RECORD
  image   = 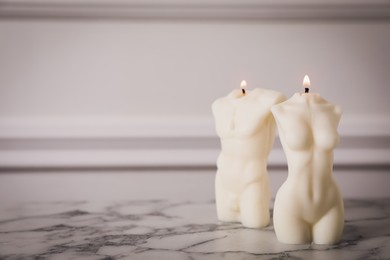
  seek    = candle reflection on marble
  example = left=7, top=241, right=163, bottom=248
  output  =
left=271, top=75, right=344, bottom=244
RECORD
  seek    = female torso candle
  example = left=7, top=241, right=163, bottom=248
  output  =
left=212, top=81, right=286, bottom=228
left=271, top=75, right=344, bottom=244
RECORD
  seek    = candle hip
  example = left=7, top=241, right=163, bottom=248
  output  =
left=271, top=91, right=344, bottom=245
left=212, top=86, right=286, bottom=228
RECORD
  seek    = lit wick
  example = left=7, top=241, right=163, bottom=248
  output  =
left=240, top=80, right=247, bottom=95
left=303, top=75, right=310, bottom=93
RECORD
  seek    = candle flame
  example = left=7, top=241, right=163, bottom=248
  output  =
left=240, top=80, right=247, bottom=89
left=303, top=75, right=311, bottom=87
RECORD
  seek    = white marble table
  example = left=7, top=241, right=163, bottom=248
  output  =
left=0, top=199, right=389, bottom=259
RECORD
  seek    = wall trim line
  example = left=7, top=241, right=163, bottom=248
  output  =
left=0, top=116, right=389, bottom=169
left=1, top=0, right=389, bottom=20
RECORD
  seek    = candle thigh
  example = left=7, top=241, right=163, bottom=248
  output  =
left=271, top=93, right=344, bottom=245
left=212, top=88, right=286, bottom=228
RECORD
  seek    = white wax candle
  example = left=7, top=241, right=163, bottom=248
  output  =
left=212, top=84, right=286, bottom=228
left=271, top=76, right=344, bottom=244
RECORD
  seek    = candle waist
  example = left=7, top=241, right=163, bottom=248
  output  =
left=285, top=149, right=334, bottom=177
left=220, top=138, right=271, bottom=158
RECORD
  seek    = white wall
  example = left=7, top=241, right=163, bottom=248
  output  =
left=0, top=0, right=389, bottom=170
left=0, top=21, right=389, bottom=118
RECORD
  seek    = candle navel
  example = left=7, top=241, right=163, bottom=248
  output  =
left=303, top=75, right=310, bottom=93
left=240, top=80, right=247, bottom=95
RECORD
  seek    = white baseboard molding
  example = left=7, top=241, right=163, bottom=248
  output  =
left=0, top=116, right=389, bottom=170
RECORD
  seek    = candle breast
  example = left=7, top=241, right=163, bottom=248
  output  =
left=271, top=92, right=344, bottom=245
left=212, top=88, right=286, bottom=228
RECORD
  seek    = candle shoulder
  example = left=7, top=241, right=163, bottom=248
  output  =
left=248, top=88, right=286, bottom=104
left=271, top=95, right=342, bottom=152
left=271, top=93, right=342, bottom=122
left=213, top=88, right=286, bottom=109
left=212, top=88, right=286, bottom=138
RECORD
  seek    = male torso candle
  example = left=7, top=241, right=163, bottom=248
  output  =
left=212, top=87, right=285, bottom=228
left=271, top=92, right=344, bottom=244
